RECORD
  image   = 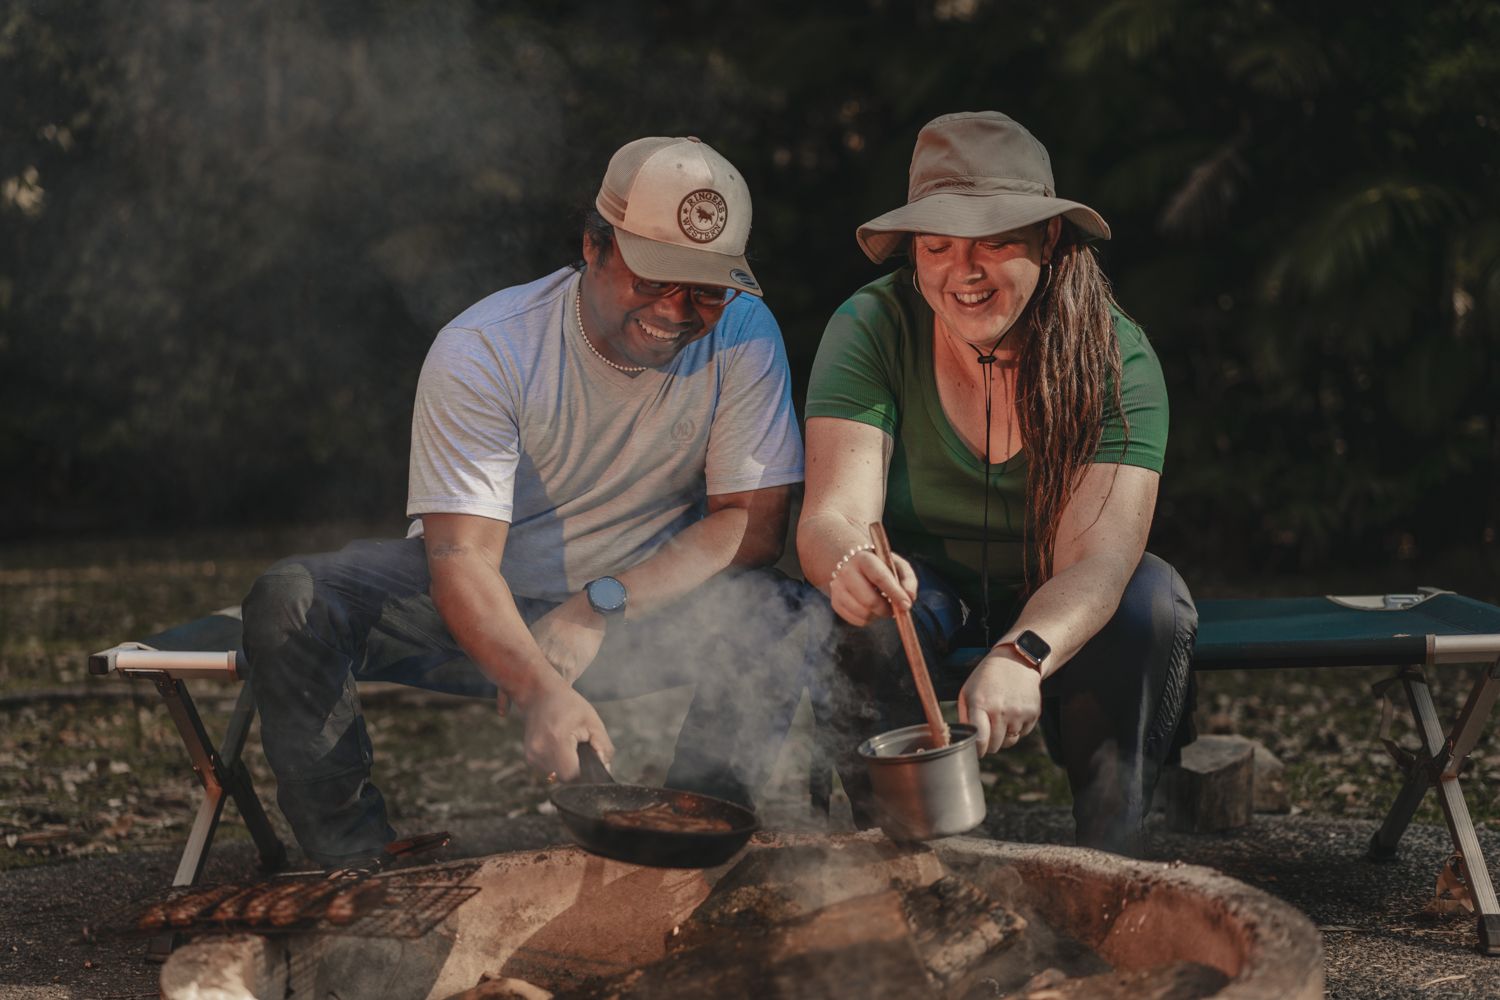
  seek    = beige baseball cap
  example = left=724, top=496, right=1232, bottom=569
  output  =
left=595, top=136, right=763, bottom=297
left=856, top=111, right=1111, bottom=264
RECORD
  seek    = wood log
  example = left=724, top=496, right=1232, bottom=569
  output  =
left=1247, top=738, right=1291, bottom=813
left=900, top=876, right=1026, bottom=999
left=669, top=839, right=944, bottom=950
left=559, top=891, right=937, bottom=1000
left=566, top=870, right=1025, bottom=1000
left=1166, top=735, right=1253, bottom=833
left=1018, top=960, right=1229, bottom=1000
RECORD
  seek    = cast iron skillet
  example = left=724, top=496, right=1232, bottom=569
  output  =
left=549, top=744, right=759, bottom=869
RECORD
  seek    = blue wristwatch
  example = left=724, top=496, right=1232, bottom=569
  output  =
left=585, top=577, right=628, bottom=619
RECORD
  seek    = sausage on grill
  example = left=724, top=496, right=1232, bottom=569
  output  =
left=137, top=900, right=172, bottom=932
left=244, top=881, right=316, bottom=925
left=325, top=880, right=387, bottom=925
left=210, top=883, right=270, bottom=924
left=167, top=883, right=247, bottom=927
left=269, top=881, right=343, bottom=927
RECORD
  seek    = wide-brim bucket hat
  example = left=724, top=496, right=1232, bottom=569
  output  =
left=856, top=111, right=1110, bottom=263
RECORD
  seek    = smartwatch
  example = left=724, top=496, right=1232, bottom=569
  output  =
left=585, top=577, right=628, bottom=619
left=1005, top=630, right=1051, bottom=672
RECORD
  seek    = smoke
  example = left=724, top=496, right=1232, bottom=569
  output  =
left=573, top=565, right=837, bottom=804
left=4, top=0, right=583, bottom=530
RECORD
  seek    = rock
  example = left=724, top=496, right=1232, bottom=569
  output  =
left=1166, top=735, right=1253, bottom=833
left=159, top=934, right=286, bottom=1000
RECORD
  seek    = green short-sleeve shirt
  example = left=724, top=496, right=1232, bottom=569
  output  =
left=805, top=268, right=1168, bottom=612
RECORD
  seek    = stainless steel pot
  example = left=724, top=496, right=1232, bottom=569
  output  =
left=858, top=722, right=987, bottom=841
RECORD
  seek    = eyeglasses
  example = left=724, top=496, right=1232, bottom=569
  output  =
left=632, top=277, right=741, bottom=308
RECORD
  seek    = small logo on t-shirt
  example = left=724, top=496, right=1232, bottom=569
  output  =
left=678, top=189, right=728, bottom=243
left=671, top=418, right=697, bottom=442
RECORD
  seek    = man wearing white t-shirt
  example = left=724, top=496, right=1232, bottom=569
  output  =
left=243, top=137, right=823, bottom=869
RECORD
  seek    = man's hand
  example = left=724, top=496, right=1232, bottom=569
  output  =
left=515, top=679, right=615, bottom=783
left=529, top=594, right=607, bottom=686
left=422, top=513, right=616, bottom=778
left=957, top=649, right=1043, bottom=756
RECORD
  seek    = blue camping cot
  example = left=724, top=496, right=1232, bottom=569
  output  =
left=91, top=588, right=1500, bottom=955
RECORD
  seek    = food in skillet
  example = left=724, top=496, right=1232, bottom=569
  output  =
left=601, top=801, right=733, bottom=833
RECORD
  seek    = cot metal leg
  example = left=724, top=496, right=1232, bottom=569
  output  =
left=149, top=673, right=232, bottom=887
left=136, top=670, right=287, bottom=961
left=219, top=680, right=288, bottom=873
left=1369, top=766, right=1433, bottom=860
left=1370, top=667, right=1441, bottom=859
left=1373, top=663, right=1500, bottom=954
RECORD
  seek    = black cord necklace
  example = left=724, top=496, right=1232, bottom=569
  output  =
left=969, top=340, right=1000, bottom=647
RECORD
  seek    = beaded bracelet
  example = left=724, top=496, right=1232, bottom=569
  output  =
left=829, top=544, right=876, bottom=582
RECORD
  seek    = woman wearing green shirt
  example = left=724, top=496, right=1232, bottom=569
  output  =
left=799, top=112, right=1197, bottom=856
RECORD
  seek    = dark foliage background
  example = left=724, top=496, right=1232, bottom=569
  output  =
left=2, top=0, right=1498, bottom=593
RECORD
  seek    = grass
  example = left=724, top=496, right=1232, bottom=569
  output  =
left=2, top=521, right=1497, bottom=871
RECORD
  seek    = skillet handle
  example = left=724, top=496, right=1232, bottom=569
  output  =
left=576, top=742, right=616, bottom=785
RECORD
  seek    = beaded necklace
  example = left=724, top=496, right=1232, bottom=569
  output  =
left=576, top=286, right=646, bottom=373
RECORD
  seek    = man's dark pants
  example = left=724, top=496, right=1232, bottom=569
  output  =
left=812, top=552, right=1198, bottom=856
left=242, top=537, right=830, bottom=868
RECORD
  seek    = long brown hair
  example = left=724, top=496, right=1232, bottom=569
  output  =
left=1016, top=219, right=1125, bottom=591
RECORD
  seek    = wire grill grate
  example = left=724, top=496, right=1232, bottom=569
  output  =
left=87, top=864, right=482, bottom=941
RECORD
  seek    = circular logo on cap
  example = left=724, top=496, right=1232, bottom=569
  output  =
left=678, top=189, right=728, bottom=243
left=729, top=269, right=759, bottom=289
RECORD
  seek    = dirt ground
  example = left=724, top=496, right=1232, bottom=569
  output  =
left=4, top=522, right=1500, bottom=997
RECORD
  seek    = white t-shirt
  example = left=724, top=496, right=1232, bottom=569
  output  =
left=406, top=267, right=805, bottom=603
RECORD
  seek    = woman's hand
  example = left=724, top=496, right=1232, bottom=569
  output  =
left=958, top=648, right=1043, bottom=755
left=829, top=549, right=920, bottom=626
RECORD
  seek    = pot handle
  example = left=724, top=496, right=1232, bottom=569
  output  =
left=575, top=742, right=616, bottom=785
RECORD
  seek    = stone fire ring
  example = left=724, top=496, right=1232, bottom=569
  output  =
left=933, top=839, right=1322, bottom=1000
left=160, top=833, right=1323, bottom=1000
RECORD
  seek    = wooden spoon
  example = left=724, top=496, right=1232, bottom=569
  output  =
left=869, top=523, right=950, bottom=748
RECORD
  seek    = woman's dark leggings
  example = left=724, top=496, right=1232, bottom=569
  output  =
left=812, top=552, right=1197, bottom=857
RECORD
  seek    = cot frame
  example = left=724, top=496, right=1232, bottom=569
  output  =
left=87, top=643, right=287, bottom=960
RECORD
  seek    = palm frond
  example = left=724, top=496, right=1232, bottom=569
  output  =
left=1227, top=31, right=1332, bottom=98
left=1063, top=0, right=1185, bottom=71
left=1093, top=138, right=1214, bottom=213
left=1156, top=127, right=1251, bottom=238
left=1261, top=181, right=1459, bottom=301
left=1454, top=219, right=1500, bottom=335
